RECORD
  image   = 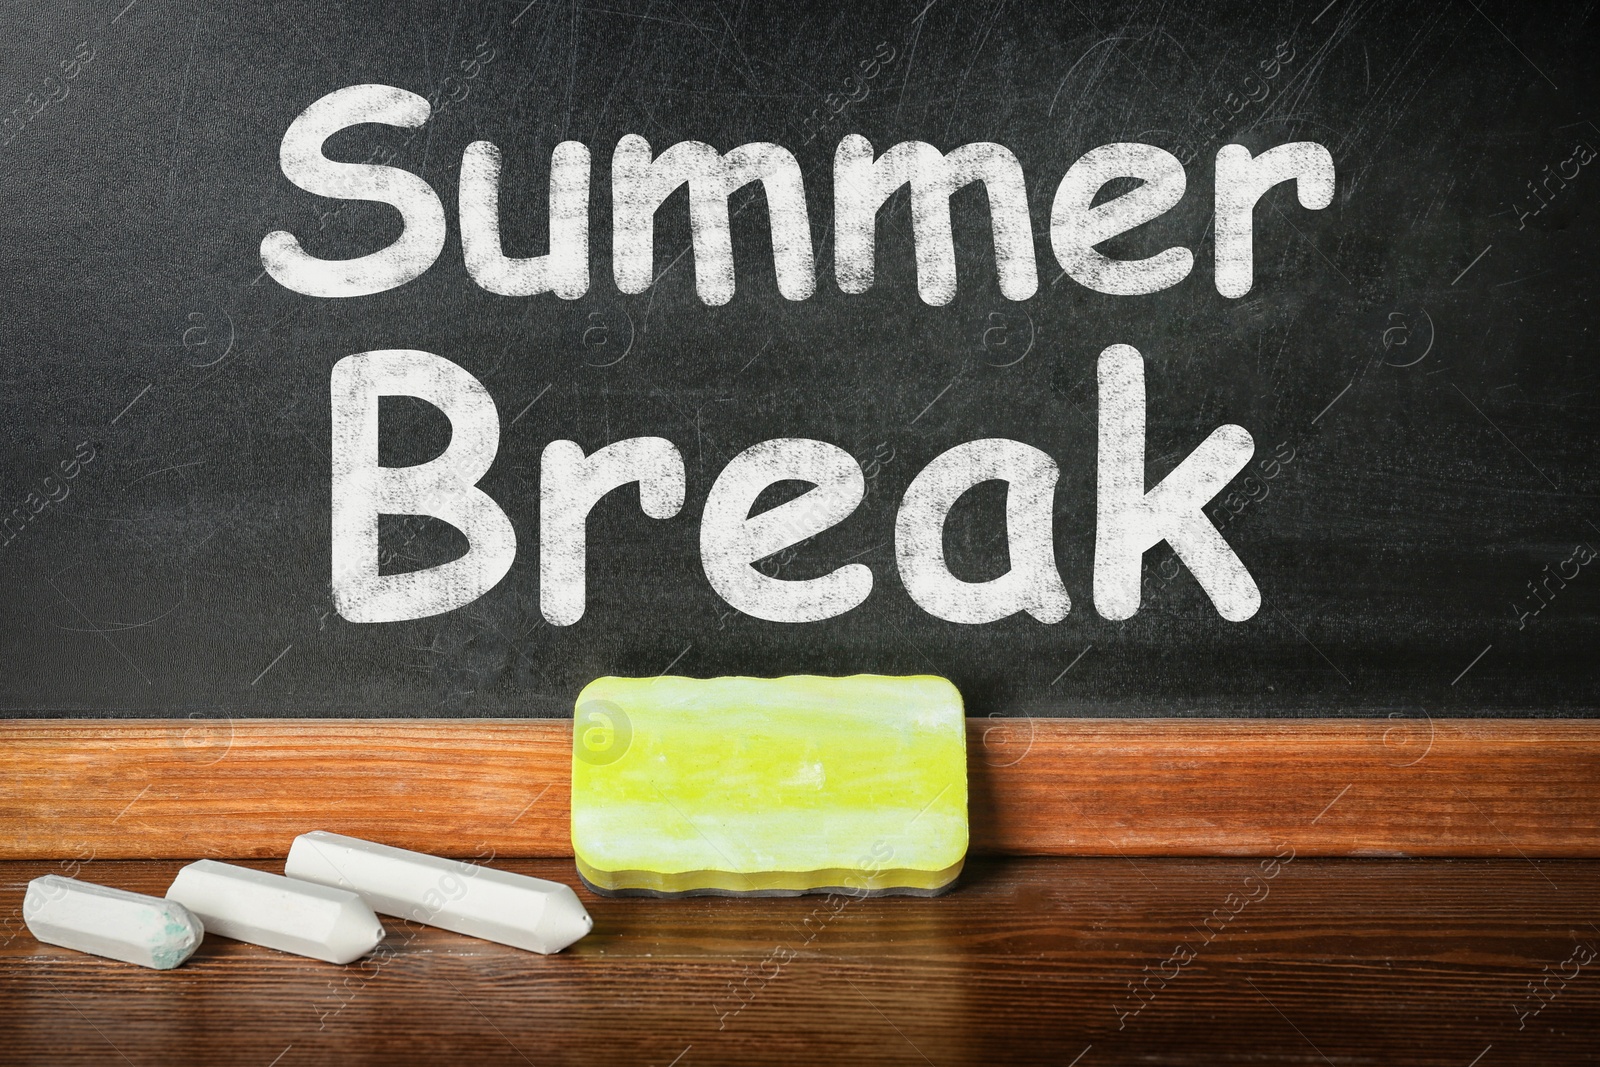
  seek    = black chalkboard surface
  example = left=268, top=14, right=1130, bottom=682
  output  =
left=0, top=0, right=1595, bottom=717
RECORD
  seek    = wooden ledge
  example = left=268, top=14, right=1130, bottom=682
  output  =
left=2, top=718, right=1598, bottom=859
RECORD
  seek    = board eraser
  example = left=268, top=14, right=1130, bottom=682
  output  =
left=165, top=859, right=385, bottom=964
left=285, top=831, right=593, bottom=954
left=570, top=674, right=968, bottom=897
left=24, top=875, right=203, bottom=969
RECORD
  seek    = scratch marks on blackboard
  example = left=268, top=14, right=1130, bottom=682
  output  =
left=418, top=0, right=466, bottom=173
left=572, top=5, right=713, bottom=34
left=941, top=0, right=1008, bottom=139
left=1045, top=32, right=1137, bottom=132
left=164, top=13, right=202, bottom=214
left=734, top=339, right=772, bottom=377
left=895, top=0, right=939, bottom=124
left=562, top=0, right=580, bottom=138
left=55, top=580, right=188, bottom=633
left=1269, top=202, right=1353, bottom=286
left=466, top=606, right=546, bottom=675
left=126, top=460, right=203, bottom=488
left=1490, top=269, right=1556, bottom=290
left=1318, top=0, right=1464, bottom=160
left=1251, top=2, right=1352, bottom=136
left=3, top=0, right=1593, bottom=717
left=45, top=574, right=152, bottom=685
left=708, top=0, right=764, bottom=94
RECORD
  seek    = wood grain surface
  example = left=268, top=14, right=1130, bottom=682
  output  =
left=1, top=856, right=1596, bottom=1066
left=2, top=718, right=1598, bottom=858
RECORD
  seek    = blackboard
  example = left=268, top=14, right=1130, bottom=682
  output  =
left=1, top=0, right=1595, bottom=718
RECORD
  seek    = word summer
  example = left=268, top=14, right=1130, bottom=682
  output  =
left=263, top=84, right=1336, bottom=305
left=330, top=346, right=1260, bottom=627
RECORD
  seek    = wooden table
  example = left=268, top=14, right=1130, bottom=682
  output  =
left=2, top=856, right=1596, bottom=1065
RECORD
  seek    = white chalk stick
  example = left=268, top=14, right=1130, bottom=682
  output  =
left=285, top=831, right=593, bottom=954
left=165, top=859, right=385, bottom=964
left=25, top=875, right=203, bottom=969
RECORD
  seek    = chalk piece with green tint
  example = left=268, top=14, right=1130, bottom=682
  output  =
left=570, top=675, right=968, bottom=897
